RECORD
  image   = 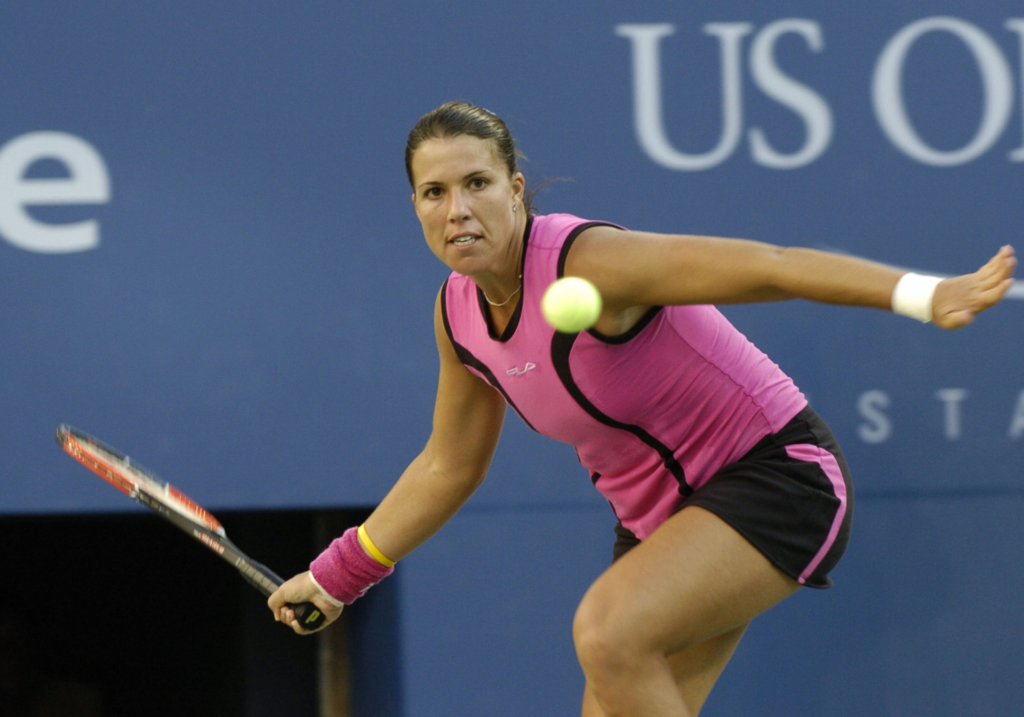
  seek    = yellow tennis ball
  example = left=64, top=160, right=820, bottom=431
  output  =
left=542, top=277, right=603, bottom=333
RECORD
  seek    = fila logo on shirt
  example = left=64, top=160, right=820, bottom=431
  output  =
left=507, top=362, right=537, bottom=377
left=616, top=16, right=1024, bottom=170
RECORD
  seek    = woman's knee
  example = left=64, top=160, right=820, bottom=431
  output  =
left=573, top=586, right=661, bottom=680
left=574, top=591, right=621, bottom=672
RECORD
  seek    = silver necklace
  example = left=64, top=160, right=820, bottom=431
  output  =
left=482, top=275, right=522, bottom=307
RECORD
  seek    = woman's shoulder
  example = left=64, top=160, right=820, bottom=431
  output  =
left=529, top=212, right=616, bottom=249
left=531, top=211, right=594, bottom=232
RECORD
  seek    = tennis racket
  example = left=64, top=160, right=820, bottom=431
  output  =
left=55, top=424, right=326, bottom=630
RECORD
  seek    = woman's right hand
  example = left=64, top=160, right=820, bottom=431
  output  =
left=268, top=571, right=344, bottom=635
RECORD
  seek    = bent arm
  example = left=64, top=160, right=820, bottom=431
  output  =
left=359, top=288, right=506, bottom=562
left=567, top=226, right=1016, bottom=330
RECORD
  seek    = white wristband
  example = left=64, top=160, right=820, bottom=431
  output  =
left=891, top=272, right=942, bottom=323
left=308, top=570, right=345, bottom=608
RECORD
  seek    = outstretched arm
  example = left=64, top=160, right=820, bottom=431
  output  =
left=566, top=226, right=1016, bottom=330
left=268, top=288, right=506, bottom=632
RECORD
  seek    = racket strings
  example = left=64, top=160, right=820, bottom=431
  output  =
left=59, top=427, right=225, bottom=536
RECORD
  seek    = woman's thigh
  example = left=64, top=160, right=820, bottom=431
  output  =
left=576, top=506, right=800, bottom=657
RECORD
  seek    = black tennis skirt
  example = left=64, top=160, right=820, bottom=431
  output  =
left=612, top=405, right=854, bottom=589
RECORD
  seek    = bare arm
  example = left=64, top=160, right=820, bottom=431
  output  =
left=268, top=289, right=505, bottom=632
left=359, top=287, right=506, bottom=561
left=566, top=226, right=1016, bottom=332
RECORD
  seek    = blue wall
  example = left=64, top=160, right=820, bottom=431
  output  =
left=2, top=2, right=1022, bottom=714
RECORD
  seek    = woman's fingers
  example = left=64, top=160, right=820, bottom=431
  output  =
left=932, top=246, right=1017, bottom=329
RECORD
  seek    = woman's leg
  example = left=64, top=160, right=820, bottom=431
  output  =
left=580, top=624, right=747, bottom=717
left=574, top=506, right=800, bottom=717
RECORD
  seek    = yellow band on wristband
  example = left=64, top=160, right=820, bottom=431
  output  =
left=358, top=524, right=396, bottom=567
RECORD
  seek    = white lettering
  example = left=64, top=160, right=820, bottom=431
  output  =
left=0, top=132, right=111, bottom=253
left=1009, top=390, right=1024, bottom=439
left=748, top=19, right=833, bottom=169
left=857, top=389, right=892, bottom=444
left=935, top=388, right=969, bottom=440
left=873, top=17, right=1014, bottom=167
left=616, top=22, right=753, bottom=171
left=506, top=362, right=537, bottom=376
left=1007, top=19, right=1024, bottom=161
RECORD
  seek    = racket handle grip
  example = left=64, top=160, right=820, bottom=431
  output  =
left=245, top=560, right=328, bottom=631
left=289, top=601, right=327, bottom=630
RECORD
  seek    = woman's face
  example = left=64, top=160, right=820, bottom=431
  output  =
left=410, top=134, right=525, bottom=276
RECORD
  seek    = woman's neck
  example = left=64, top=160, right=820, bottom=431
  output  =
left=474, top=211, right=528, bottom=307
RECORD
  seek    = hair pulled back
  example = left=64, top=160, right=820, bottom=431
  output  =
left=405, top=101, right=531, bottom=211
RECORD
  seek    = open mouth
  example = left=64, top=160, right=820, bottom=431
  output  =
left=450, top=234, right=480, bottom=247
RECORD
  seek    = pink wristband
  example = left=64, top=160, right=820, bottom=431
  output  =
left=309, top=527, right=395, bottom=605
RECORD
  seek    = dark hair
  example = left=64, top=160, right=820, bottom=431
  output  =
left=405, top=101, right=532, bottom=211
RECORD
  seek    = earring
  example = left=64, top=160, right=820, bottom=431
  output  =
left=513, top=204, right=518, bottom=212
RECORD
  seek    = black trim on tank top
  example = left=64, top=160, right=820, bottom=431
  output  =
left=556, top=221, right=622, bottom=277
left=556, top=221, right=664, bottom=346
left=440, top=278, right=539, bottom=433
left=550, top=331, right=692, bottom=496
left=477, top=216, right=534, bottom=342
left=589, top=306, right=662, bottom=344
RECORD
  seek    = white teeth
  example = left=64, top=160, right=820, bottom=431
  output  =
left=453, top=235, right=477, bottom=245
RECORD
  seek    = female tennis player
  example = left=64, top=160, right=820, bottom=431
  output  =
left=269, top=101, right=1016, bottom=716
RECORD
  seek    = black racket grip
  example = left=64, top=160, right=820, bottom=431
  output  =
left=245, top=560, right=328, bottom=631
left=290, top=601, right=327, bottom=630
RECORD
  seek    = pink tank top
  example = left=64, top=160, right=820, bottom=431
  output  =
left=441, top=213, right=807, bottom=540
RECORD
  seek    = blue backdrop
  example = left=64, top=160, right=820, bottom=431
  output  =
left=2, top=2, right=1022, bottom=715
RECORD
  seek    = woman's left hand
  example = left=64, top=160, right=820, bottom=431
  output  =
left=932, top=245, right=1017, bottom=329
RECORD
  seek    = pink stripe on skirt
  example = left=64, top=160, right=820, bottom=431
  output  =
left=784, top=443, right=848, bottom=585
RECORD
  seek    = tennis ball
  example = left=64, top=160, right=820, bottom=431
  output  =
left=541, top=277, right=603, bottom=333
